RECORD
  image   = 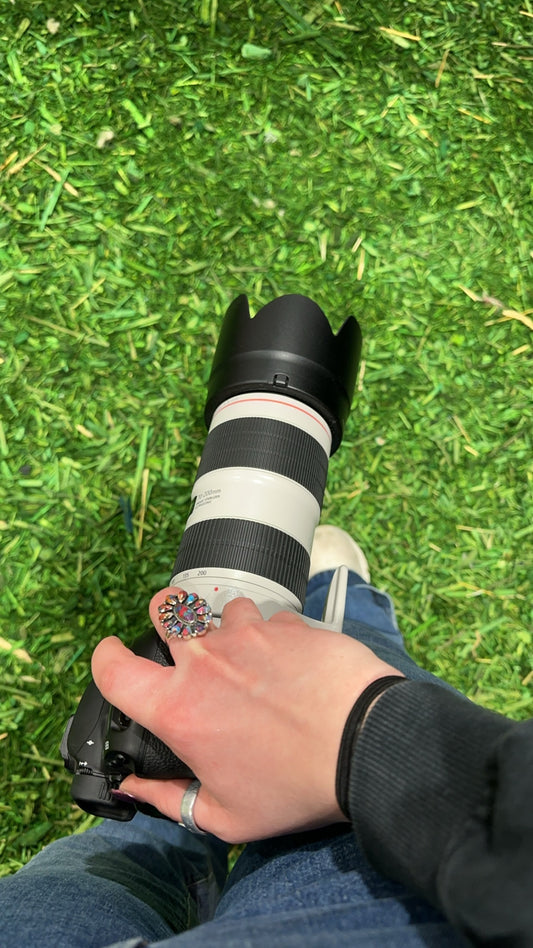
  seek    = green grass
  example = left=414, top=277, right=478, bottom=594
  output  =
left=1, top=0, right=532, bottom=874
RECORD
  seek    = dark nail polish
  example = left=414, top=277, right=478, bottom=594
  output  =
left=111, top=789, right=137, bottom=803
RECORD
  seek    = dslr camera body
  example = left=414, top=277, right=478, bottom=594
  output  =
left=61, top=294, right=362, bottom=820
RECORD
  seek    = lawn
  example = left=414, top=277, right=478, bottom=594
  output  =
left=1, top=0, right=531, bottom=874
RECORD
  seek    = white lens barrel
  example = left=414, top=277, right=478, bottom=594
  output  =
left=186, top=467, right=320, bottom=550
left=171, top=394, right=332, bottom=613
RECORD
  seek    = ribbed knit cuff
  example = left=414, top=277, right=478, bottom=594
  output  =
left=336, top=676, right=406, bottom=818
left=347, top=681, right=514, bottom=906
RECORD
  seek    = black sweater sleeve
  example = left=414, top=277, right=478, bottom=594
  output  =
left=347, top=681, right=533, bottom=946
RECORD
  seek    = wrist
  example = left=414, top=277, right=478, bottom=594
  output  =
left=336, top=675, right=407, bottom=819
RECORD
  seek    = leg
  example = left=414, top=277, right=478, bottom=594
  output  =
left=305, top=567, right=456, bottom=687
left=0, top=812, right=227, bottom=948
left=115, top=826, right=465, bottom=946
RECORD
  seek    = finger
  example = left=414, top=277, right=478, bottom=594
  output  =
left=218, top=596, right=263, bottom=630
left=92, top=636, right=177, bottom=738
left=117, top=775, right=235, bottom=840
left=116, top=774, right=194, bottom=824
left=268, top=608, right=306, bottom=627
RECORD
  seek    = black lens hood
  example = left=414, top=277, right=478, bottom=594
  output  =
left=204, top=295, right=362, bottom=454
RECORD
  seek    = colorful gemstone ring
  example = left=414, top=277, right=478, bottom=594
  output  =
left=158, top=590, right=213, bottom=640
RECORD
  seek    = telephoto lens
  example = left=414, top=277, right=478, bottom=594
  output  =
left=171, top=294, right=361, bottom=618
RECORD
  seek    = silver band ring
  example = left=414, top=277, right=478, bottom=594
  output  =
left=158, top=590, right=213, bottom=640
left=179, top=779, right=206, bottom=836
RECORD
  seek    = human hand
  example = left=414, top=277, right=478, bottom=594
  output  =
left=92, top=591, right=402, bottom=843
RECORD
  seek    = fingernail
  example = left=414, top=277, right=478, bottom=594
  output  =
left=111, top=789, right=137, bottom=803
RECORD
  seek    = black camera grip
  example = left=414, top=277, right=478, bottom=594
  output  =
left=135, top=727, right=194, bottom=780
left=132, top=627, right=173, bottom=667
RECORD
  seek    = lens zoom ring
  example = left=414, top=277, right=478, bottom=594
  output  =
left=172, top=519, right=310, bottom=605
left=196, top=418, right=328, bottom=506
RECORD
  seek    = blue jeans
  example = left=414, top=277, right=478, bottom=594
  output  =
left=1, top=573, right=465, bottom=947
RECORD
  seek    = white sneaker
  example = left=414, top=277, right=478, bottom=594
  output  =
left=309, top=525, right=371, bottom=583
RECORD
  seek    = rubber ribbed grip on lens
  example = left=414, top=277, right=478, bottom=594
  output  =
left=196, top=418, right=328, bottom=506
left=172, top=519, right=310, bottom=605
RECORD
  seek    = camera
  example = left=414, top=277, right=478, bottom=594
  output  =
left=61, top=294, right=362, bottom=820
